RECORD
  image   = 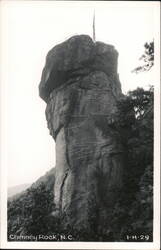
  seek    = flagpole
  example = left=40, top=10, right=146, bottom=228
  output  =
left=93, top=10, right=96, bottom=42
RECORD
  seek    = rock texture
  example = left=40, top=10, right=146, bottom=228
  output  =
left=39, top=35, right=125, bottom=236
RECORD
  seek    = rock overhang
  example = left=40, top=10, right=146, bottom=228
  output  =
left=39, top=35, right=119, bottom=102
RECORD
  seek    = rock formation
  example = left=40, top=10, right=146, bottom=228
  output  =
left=39, top=35, right=125, bottom=237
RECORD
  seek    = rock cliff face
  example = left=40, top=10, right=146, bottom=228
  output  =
left=39, top=35, right=125, bottom=236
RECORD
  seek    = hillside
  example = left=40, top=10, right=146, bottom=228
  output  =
left=8, top=167, right=55, bottom=239
left=8, top=184, right=31, bottom=198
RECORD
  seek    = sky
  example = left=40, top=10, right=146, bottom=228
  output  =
left=0, top=1, right=160, bottom=188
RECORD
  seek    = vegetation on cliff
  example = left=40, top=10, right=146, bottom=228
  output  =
left=110, top=85, right=153, bottom=241
left=8, top=168, right=57, bottom=240
left=132, top=41, right=154, bottom=73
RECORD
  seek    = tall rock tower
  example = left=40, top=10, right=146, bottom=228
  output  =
left=39, top=35, right=124, bottom=239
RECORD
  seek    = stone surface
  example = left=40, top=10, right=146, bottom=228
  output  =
left=39, top=35, right=121, bottom=102
left=39, top=35, right=125, bottom=235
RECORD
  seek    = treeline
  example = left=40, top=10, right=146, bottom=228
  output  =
left=8, top=168, right=57, bottom=240
left=109, top=86, right=153, bottom=241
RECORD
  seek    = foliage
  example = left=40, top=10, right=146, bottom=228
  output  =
left=110, top=86, right=154, bottom=241
left=24, top=183, right=56, bottom=236
left=110, top=39, right=154, bottom=241
left=132, top=41, right=154, bottom=73
left=7, top=169, right=58, bottom=241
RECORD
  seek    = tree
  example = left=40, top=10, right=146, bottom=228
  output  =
left=24, top=183, right=56, bottom=236
left=110, top=40, right=154, bottom=241
left=132, top=41, right=154, bottom=73
left=108, top=86, right=154, bottom=241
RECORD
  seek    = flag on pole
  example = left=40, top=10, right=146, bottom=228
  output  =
left=93, top=10, right=96, bottom=42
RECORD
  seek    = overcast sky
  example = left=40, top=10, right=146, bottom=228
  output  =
left=1, top=1, right=159, bottom=188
